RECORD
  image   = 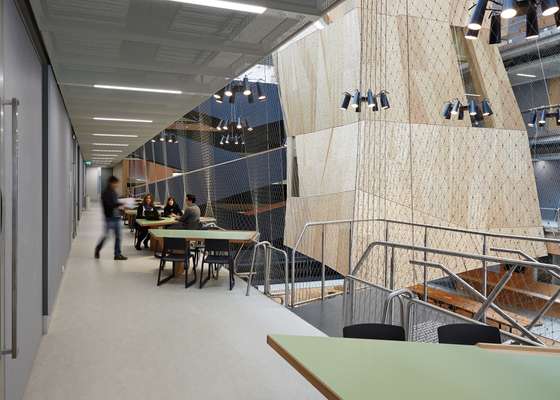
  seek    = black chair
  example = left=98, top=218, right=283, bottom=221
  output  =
left=343, top=323, right=406, bottom=341
left=437, top=323, right=502, bottom=345
left=156, top=237, right=197, bottom=288
left=200, top=239, right=232, bottom=289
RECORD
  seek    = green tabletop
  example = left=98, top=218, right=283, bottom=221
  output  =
left=267, top=335, right=560, bottom=400
left=136, top=217, right=176, bottom=227
left=149, top=228, right=257, bottom=243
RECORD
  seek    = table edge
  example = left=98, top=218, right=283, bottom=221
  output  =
left=267, top=335, right=341, bottom=400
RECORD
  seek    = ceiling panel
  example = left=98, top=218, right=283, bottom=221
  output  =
left=29, top=0, right=338, bottom=166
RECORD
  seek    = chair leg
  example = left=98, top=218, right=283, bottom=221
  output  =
left=157, top=259, right=165, bottom=286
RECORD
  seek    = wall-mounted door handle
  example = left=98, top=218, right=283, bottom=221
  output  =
left=1, top=97, right=20, bottom=359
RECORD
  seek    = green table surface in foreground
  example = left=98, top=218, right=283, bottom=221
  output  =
left=267, top=335, right=560, bottom=400
left=135, top=217, right=176, bottom=227
left=149, top=228, right=257, bottom=243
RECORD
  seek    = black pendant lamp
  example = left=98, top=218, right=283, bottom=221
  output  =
left=541, top=0, right=559, bottom=16
left=468, top=100, right=478, bottom=116
left=528, top=111, right=537, bottom=127
left=256, top=82, right=267, bottom=101
left=451, top=99, right=462, bottom=115
left=501, top=0, right=518, bottom=19
left=379, top=91, right=390, bottom=109
left=367, top=89, right=378, bottom=110
left=526, top=0, right=539, bottom=40
left=350, top=90, right=361, bottom=110
left=539, top=109, right=547, bottom=125
left=481, top=99, right=493, bottom=116
left=442, top=101, right=453, bottom=119
left=489, top=14, right=501, bottom=45
left=465, top=28, right=479, bottom=40
left=468, top=0, right=488, bottom=30
left=243, top=76, right=252, bottom=96
left=341, top=92, right=352, bottom=110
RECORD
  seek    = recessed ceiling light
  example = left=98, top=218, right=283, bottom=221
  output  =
left=92, top=149, right=123, bottom=153
left=168, top=0, right=266, bottom=14
left=93, top=143, right=130, bottom=147
left=93, top=84, right=182, bottom=94
left=516, top=73, right=537, bottom=78
left=92, top=133, right=139, bottom=138
left=93, top=117, right=153, bottom=123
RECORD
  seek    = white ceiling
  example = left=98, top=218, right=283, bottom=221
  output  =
left=29, top=0, right=333, bottom=166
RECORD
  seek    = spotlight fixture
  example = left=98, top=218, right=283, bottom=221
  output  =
left=526, top=0, right=540, bottom=40
left=521, top=106, right=560, bottom=128
left=467, top=0, right=488, bottom=30
left=243, top=76, right=252, bottom=96
left=168, top=136, right=173, bottom=143
left=541, top=0, right=559, bottom=16
left=256, top=81, right=267, bottom=101
left=442, top=97, right=495, bottom=121
left=501, top=0, right=518, bottom=19
left=341, top=89, right=390, bottom=112
left=237, top=117, right=242, bottom=129
left=481, top=99, right=493, bottom=116
left=539, top=109, right=547, bottom=124
left=464, top=28, right=479, bottom=40
left=151, top=138, right=157, bottom=143
left=216, top=119, right=223, bottom=131
left=234, top=135, right=239, bottom=145
left=340, top=92, right=352, bottom=110
left=489, top=13, right=501, bottom=44
left=528, top=111, right=537, bottom=127
left=225, top=134, right=230, bottom=144
left=224, top=85, right=233, bottom=97
left=159, top=135, right=165, bottom=142
left=220, top=136, right=225, bottom=146
left=245, top=119, right=253, bottom=132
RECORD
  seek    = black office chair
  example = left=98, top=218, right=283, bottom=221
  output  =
left=343, top=323, right=406, bottom=341
left=156, top=237, right=197, bottom=288
left=200, top=239, right=231, bottom=289
left=437, top=323, right=502, bottom=345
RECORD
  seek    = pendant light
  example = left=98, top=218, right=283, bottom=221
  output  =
left=350, top=90, right=361, bottom=109
left=464, top=29, right=479, bottom=40
left=541, top=0, right=559, bottom=16
left=224, top=85, right=233, bottom=97
left=216, top=119, right=223, bottom=131
left=256, top=82, right=267, bottom=101
left=151, top=138, right=156, bottom=143
left=243, top=76, right=252, bottom=96
left=245, top=119, right=253, bottom=132
left=220, top=136, right=224, bottom=146
left=555, top=109, right=560, bottom=125
left=379, top=91, right=390, bottom=109
left=468, top=0, right=488, bottom=30
left=481, top=99, right=493, bottom=116
left=556, top=10, right=560, bottom=28
left=451, top=99, right=461, bottom=115
left=225, top=134, right=230, bottom=144
left=489, top=14, right=501, bottom=44
left=341, top=92, right=352, bottom=110
left=528, top=111, right=537, bottom=127
left=539, top=109, right=547, bottom=125
left=442, top=101, right=453, bottom=119
left=458, top=106, right=465, bottom=120
left=367, top=89, right=378, bottom=110
left=229, top=91, right=236, bottom=104
left=501, top=0, right=518, bottom=19
left=237, top=117, right=242, bottom=129
left=526, top=0, right=539, bottom=40
left=468, top=99, right=478, bottom=116
left=234, top=135, right=239, bottom=145
left=159, top=135, right=165, bottom=142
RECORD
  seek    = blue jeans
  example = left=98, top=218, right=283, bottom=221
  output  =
left=96, top=217, right=122, bottom=256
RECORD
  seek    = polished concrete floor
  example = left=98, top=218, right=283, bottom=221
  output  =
left=23, top=206, right=325, bottom=400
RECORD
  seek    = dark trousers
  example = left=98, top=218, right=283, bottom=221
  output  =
left=96, top=217, right=122, bottom=256
left=136, top=229, right=150, bottom=247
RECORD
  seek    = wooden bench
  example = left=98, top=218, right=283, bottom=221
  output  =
left=409, top=284, right=533, bottom=334
left=461, top=268, right=560, bottom=318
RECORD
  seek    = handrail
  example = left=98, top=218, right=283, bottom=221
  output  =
left=382, top=289, right=416, bottom=341
left=246, top=241, right=290, bottom=308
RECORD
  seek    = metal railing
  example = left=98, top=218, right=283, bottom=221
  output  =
left=289, top=217, right=560, bottom=307
left=353, top=241, right=560, bottom=344
left=343, top=275, right=542, bottom=347
left=246, top=241, right=289, bottom=307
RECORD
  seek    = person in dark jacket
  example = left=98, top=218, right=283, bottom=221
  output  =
left=135, top=193, right=154, bottom=250
left=177, top=194, right=201, bottom=230
left=163, top=196, right=183, bottom=217
left=95, top=176, right=127, bottom=260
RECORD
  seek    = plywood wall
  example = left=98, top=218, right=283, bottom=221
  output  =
left=277, top=0, right=545, bottom=289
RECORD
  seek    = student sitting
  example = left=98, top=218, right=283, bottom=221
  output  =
left=163, top=196, right=183, bottom=217
left=135, top=194, right=154, bottom=250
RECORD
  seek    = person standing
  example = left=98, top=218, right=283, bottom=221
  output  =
left=177, top=194, right=201, bottom=229
left=95, top=176, right=128, bottom=260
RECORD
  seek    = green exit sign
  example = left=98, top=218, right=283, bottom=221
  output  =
left=85, top=160, right=92, bottom=166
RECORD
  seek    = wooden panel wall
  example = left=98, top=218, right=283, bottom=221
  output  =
left=277, top=0, right=545, bottom=289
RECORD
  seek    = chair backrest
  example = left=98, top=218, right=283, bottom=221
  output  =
left=437, top=323, right=501, bottom=345
left=204, top=239, right=229, bottom=253
left=343, top=323, right=406, bottom=341
left=163, top=237, right=187, bottom=253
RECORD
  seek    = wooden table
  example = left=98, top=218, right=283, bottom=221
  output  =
left=267, top=335, right=560, bottom=400
left=149, top=228, right=257, bottom=289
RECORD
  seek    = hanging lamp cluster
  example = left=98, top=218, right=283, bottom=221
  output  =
left=216, top=117, right=251, bottom=147
left=219, top=133, right=245, bottom=147
left=466, top=0, right=560, bottom=43
left=340, top=89, right=390, bottom=112
left=441, top=98, right=494, bottom=120
left=526, top=107, right=560, bottom=127
left=150, top=132, right=179, bottom=144
left=213, top=76, right=267, bottom=104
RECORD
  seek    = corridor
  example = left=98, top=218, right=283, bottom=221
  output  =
left=23, top=206, right=324, bottom=400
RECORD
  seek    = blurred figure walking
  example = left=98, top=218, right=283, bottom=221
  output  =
left=95, top=176, right=128, bottom=260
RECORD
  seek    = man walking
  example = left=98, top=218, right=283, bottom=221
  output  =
left=95, top=176, right=128, bottom=260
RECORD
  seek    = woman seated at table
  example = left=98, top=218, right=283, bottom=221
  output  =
left=135, top=193, right=154, bottom=250
left=163, top=196, right=183, bottom=218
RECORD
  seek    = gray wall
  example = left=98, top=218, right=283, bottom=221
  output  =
left=86, top=167, right=101, bottom=201
left=46, top=66, right=73, bottom=317
left=3, top=0, right=44, bottom=398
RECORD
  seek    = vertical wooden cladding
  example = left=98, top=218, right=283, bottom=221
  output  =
left=277, top=0, right=545, bottom=288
